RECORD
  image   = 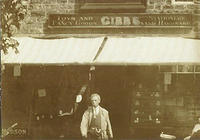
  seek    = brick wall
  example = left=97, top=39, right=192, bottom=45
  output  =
left=193, top=0, right=200, bottom=38
left=17, top=0, right=198, bottom=37
left=18, top=0, right=76, bottom=35
left=146, top=0, right=194, bottom=13
left=145, top=0, right=200, bottom=39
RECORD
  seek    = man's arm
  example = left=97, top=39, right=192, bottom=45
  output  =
left=80, top=111, right=89, bottom=138
left=106, top=112, right=113, bottom=138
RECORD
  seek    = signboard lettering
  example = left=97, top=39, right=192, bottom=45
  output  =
left=49, top=14, right=192, bottom=28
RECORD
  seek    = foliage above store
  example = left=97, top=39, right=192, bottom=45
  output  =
left=1, top=0, right=28, bottom=54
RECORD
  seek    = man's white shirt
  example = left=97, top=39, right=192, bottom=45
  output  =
left=93, top=106, right=100, bottom=116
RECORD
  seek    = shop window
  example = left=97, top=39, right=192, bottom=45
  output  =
left=78, top=0, right=146, bottom=13
left=172, top=0, right=194, bottom=4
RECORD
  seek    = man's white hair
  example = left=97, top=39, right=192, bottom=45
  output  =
left=90, top=93, right=101, bottom=102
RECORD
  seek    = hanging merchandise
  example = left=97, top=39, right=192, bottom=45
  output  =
left=149, top=115, right=152, bottom=121
left=136, top=92, right=141, bottom=97
left=134, top=110, right=139, bottom=115
left=76, top=95, right=82, bottom=103
left=155, top=92, right=160, bottom=97
left=38, top=89, right=47, bottom=97
left=135, top=100, right=140, bottom=106
left=89, top=72, right=92, bottom=81
left=156, top=110, right=161, bottom=116
left=164, top=73, right=172, bottom=85
left=156, top=101, right=161, bottom=106
left=36, top=116, right=40, bottom=121
left=156, top=118, right=161, bottom=124
left=164, top=84, right=168, bottom=92
left=130, top=84, right=163, bottom=126
left=13, top=65, right=21, bottom=77
left=134, top=118, right=139, bottom=123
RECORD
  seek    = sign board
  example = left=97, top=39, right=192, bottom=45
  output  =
left=48, top=14, right=192, bottom=28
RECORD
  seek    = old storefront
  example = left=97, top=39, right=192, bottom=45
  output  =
left=1, top=0, right=200, bottom=139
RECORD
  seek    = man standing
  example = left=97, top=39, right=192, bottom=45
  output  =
left=80, top=93, right=113, bottom=140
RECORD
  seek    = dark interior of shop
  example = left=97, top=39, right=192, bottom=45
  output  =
left=2, top=65, right=200, bottom=139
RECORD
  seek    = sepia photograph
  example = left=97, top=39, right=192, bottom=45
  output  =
left=1, top=0, right=200, bottom=140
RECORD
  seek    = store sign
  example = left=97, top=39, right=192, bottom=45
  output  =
left=48, top=14, right=192, bottom=28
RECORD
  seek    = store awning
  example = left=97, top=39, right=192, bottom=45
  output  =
left=95, top=37, right=200, bottom=65
left=2, top=37, right=200, bottom=65
left=1, top=37, right=104, bottom=64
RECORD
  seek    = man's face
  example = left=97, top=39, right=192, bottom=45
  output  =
left=91, top=96, right=100, bottom=107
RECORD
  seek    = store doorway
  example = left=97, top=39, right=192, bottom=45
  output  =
left=94, top=66, right=161, bottom=139
left=94, top=66, right=130, bottom=138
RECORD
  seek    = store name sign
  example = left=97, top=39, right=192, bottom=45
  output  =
left=48, top=14, right=192, bottom=28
